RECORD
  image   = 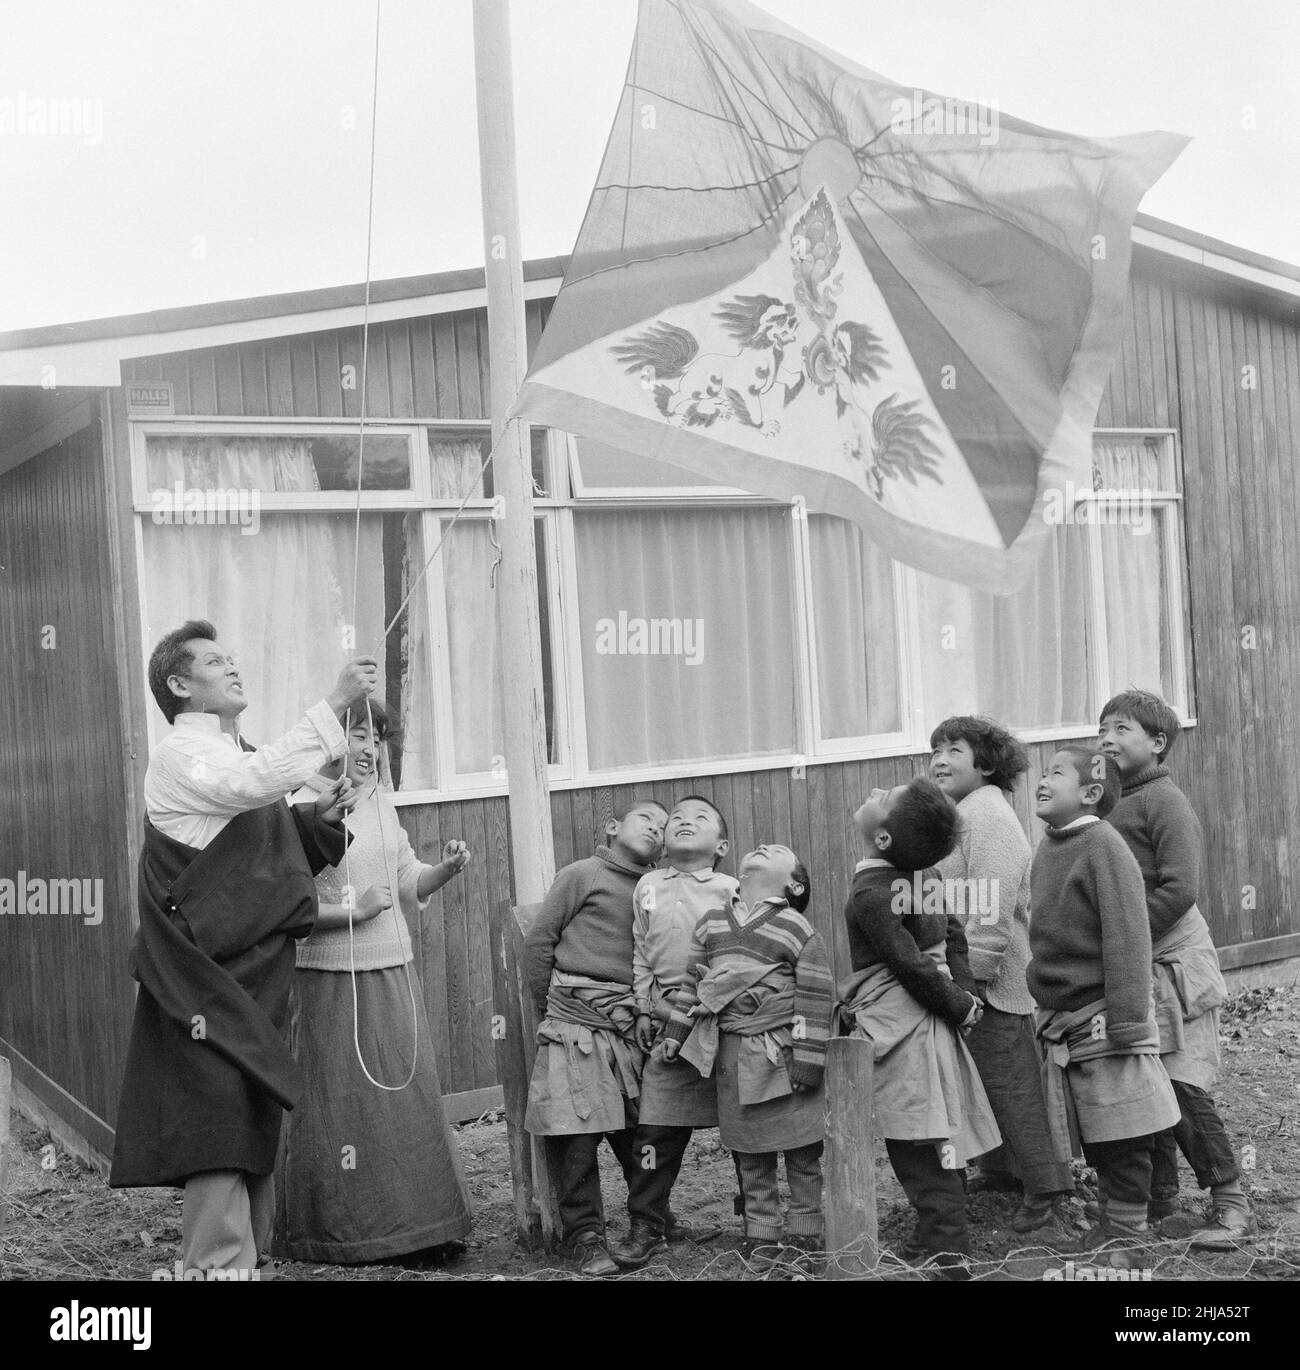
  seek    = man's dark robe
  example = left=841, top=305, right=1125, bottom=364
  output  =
left=109, top=796, right=346, bottom=1188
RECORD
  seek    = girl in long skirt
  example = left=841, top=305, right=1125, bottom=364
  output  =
left=272, top=701, right=473, bottom=1264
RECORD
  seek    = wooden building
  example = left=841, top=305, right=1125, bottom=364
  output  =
left=2, top=215, right=1298, bottom=1169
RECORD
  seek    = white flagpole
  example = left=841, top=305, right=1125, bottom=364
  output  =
left=472, top=0, right=556, bottom=906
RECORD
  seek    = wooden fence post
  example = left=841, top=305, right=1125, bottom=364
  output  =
left=823, top=1036, right=877, bottom=1279
left=0, top=1056, right=11, bottom=1233
left=490, top=900, right=560, bottom=1249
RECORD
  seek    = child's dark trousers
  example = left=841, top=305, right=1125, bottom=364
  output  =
left=1081, top=1132, right=1157, bottom=1205
left=622, top=1124, right=693, bottom=1234
left=886, top=1138, right=968, bottom=1255
left=547, top=1125, right=695, bottom=1241
left=1151, top=1080, right=1240, bottom=1198
left=546, top=1130, right=639, bottom=1242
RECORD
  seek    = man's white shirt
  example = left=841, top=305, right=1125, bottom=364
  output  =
left=144, top=701, right=346, bottom=849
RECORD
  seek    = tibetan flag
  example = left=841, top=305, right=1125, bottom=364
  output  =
left=513, top=0, right=1187, bottom=592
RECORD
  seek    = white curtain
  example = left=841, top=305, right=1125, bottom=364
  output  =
left=141, top=437, right=389, bottom=751
left=442, top=519, right=507, bottom=774
left=1093, top=437, right=1167, bottom=695
left=429, top=433, right=489, bottom=499
left=808, top=515, right=901, bottom=738
left=913, top=524, right=1093, bottom=729
left=573, top=507, right=796, bottom=769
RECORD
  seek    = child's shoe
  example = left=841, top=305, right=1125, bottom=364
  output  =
left=566, top=1232, right=619, bottom=1277
left=1189, top=1182, right=1257, bottom=1250
left=783, top=1233, right=825, bottom=1278
left=911, top=1250, right=971, bottom=1281
left=1075, top=1198, right=1150, bottom=1270
left=663, top=1212, right=722, bottom=1244
left=1012, top=1193, right=1063, bottom=1233
left=737, top=1236, right=785, bottom=1273
left=608, top=1220, right=668, bottom=1270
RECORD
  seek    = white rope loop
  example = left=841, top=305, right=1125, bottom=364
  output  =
left=341, top=0, right=419, bottom=1092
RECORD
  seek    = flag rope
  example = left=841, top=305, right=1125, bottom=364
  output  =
left=340, top=0, right=417, bottom=1093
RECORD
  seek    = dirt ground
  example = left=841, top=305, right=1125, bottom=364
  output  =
left=4, top=984, right=1300, bottom=1283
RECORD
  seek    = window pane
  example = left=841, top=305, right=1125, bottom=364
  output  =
left=574, top=507, right=795, bottom=769
left=140, top=509, right=433, bottom=789
left=1097, top=508, right=1182, bottom=705
left=913, top=526, right=1094, bottom=730
left=573, top=435, right=731, bottom=490
left=808, top=516, right=901, bottom=738
left=440, top=518, right=557, bottom=774
left=1093, top=435, right=1165, bottom=490
left=145, top=432, right=411, bottom=493
left=429, top=429, right=492, bottom=499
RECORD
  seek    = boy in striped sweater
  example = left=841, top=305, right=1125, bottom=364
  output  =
left=663, top=843, right=833, bottom=1267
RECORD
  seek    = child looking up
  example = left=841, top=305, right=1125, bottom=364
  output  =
left=840, top=778, right=998, bottom=1279
left=1098, top=689, right=1250, bottom=1249
left=663, top=843, right=832, bottom=1270
left=609, top=796, right=733, bottom=1270
left=523, top=799, right=668, bottom=1276
left=1027, top=746, right=1179, bottom=1269
left=929, top=716, right=1074, bottom=1231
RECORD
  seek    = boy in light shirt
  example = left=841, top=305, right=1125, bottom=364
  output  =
left=609, top=796, right=733, bottom=1269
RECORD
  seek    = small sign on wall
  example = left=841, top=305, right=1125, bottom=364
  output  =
left=126, top=381, right=174, bottom=415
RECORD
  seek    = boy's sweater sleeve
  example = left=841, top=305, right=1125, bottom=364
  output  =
left=631, top=876, right=654, bottom=1016
left=524, top=864, right=587, bottom=1007
left=1145, top=786, right=1202, bottom=939
left=790, top=928, right=834, bottom=1088
left=849, top=883, right=974, bottom=1025
left=963, top=809, right=1028, bottom=984
left=1092, top=837, right=1154, bottom=1045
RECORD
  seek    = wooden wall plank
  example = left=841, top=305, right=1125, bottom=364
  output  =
left=0, top=417, right=135, bottom=1126
left=388, top=322, right=415, bottom=418
left=266, top=339, right=294, bottom=417
left=411, top=317, right=438, bottom=415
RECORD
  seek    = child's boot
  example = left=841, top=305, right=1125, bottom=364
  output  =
left=1078, top=1198, right=1148, bottom=1270
left=608, top=1220, right=668, bottom=1269
left=783, top=1233, right=825, bottom=1279
left=663, top=1211, right=722, bottom=1244
left=566, top=1231, right=619, bottom=1277
left=1189, top=1180, right=1257, bottom=1250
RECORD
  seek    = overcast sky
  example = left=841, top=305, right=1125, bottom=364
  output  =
left=1, top=0, right=1296, bottom=331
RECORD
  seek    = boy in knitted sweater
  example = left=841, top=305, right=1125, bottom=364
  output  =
left=523, top=799, right=668, bottom=1276
left=1027, top=745, right=1179, bottom=1268
left=1099, top=689, right=1249, bottom=1249
left=609, top=796, right=733, bottom=1270
left=841, top=778, right=997, bottom=1279
left=930, top=716, right=1074, bottom=1231
left=663, top=843, right=833, bottom=1269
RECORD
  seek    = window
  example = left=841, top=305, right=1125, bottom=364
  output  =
left=908, top=430, right=1192, bottom=732
left=572, top=506, right=796, bottom=769
left=1088, top=433, right=1192, bottom=714
left=132, top=417, right=1194, bottom=798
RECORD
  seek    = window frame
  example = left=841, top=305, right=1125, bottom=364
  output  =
left=129, top=416, right=1197, bottom=804
left=1085, top=428, right=1196, bottom=726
